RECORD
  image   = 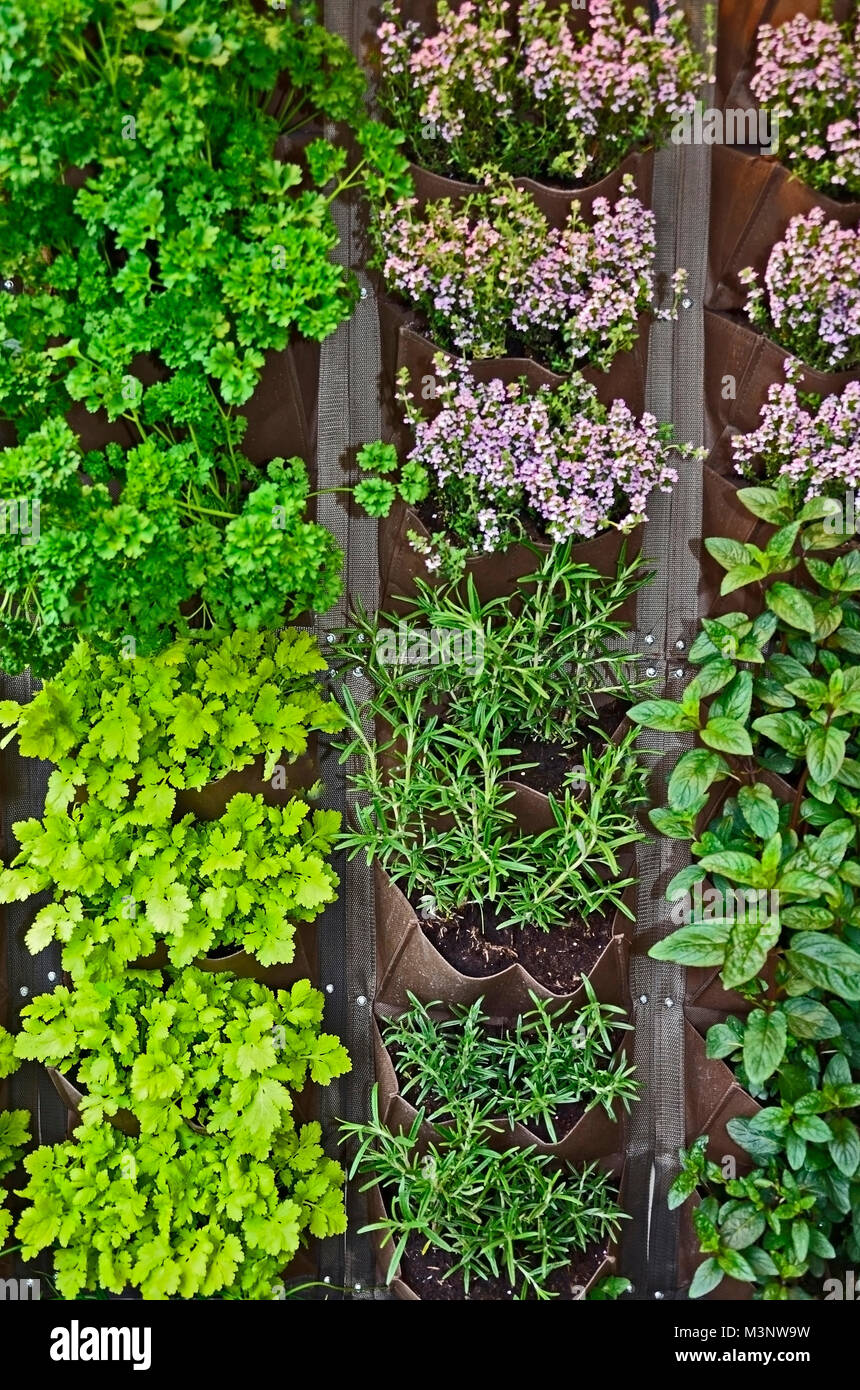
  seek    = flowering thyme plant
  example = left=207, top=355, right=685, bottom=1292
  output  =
left=375, top=0, right=703, bottom=184
left=751, top=7, right=860, bottom=200
left=732, top=361, right=860, bottom=503
left=740, top=210, right=860, bottom=372
left=357, top=359, right=701, bottom=581
left=375, top=174, right=682, bottom=370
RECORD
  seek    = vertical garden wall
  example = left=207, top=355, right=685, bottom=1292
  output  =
left=0, top=0, right=859, bottom=1316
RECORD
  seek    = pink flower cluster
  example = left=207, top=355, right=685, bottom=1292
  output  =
left=740, top=210, right=860, bottom=372
left=751, top=11, right=860, bottom=197
left=377, top=176, right=670, bottom=371
left=400, top=359, right=691, bottom=554
left=511, top=180, right=658, bottom=371
left=733, top=360, right=860, bottom=500
left=520, top=0, right=703, bottom=181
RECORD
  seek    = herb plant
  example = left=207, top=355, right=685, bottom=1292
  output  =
left=339, top=544, right=648, bottom=754
left=14, top=971, right=350, bottom=1160
left=355, top=363, right=698, bottom=574
left=751, top=5, right=860, bottom=200
left=375, top=173, right=680, bottom=370
left=0, top=628, right=344, bottom=817
left=384, top=982, right=638, bottom=1139
left=0, top=417, right=344, bottom=676
left=740, top=211, right=860, bottom=372
left=1, top=793, right=341, bottom=978
left=0, top=1108, right=30, bottom=1250
left=339, top=705, right=646, bottom=932
left=376, top=0, right=703, bottom=184
left=14, top=1119, right=347, bottom=1300
left=341, top=1085, right=627, bottom=1299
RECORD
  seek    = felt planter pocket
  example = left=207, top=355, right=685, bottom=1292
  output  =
left=374, top=865, right=634, bottom=1015
left=709, top=146, right=860, bottom=314
left=378, top=496, right=644, bottom=614
left=173, top=742, right=320, bottom=822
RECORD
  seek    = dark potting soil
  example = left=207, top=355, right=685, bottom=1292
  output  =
left=506, top=702, right=624, bottom=795
left=415, top=899, right=614, bottom=993
left=399, top=1237, right=607, bottom=1301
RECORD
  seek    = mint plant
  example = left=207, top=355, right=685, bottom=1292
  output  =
left=15, top=971, right=350, bottom=1160
left=0, top=627, right=344, bottom=817
left=1, top=792, right=340, bottom=978
left=14, top=1118, right=347, bottom=1299
left=384, top=982, right=638, bottom=1139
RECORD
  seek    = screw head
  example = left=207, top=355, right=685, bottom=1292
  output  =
left=356, top=995, right=367, bottom=1007
left=645, top=666, right=657, bottom=678
left=19, top=985, right=28, bottom=997
left=675, top=639, right=685, bottom=651
left=325, top=632, right=336, bottom=645
left=682, top=297, right=692, bottom=309
left=354, top=1282, right=362, bottom=1291
left=654, top=1290, right=665, bottom=1300
left=664, top=998, right=675, bottom=1009
left=644, top=634, right=655, bottom=646
left=323, top=1276, right=331, bottom=1285
left=47, top=971, right=57, bottom=982
left=325, top=984, right=334, bottom=994
left=352, top=667, right=364, bottom=679
left=360, top=287, right=368, bottom=300
left=639, top=994, right=648, bottom=1005
left=674, top=668, right=685, bottom=679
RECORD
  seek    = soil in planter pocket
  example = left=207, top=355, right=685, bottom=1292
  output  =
left=415, top=898, right=614, bottom=994
left=504, top=702, right=625, bottom=796
left=400, top=1237, right=607, bottom=1301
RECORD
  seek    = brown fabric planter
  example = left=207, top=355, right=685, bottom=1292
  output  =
left=409, top=150, right=655, bottom=227
left=697, top=467, right=769, bottom=619
left=704, top=310, right=860, bottom=476
left=128, top=916, right=318, bottom=991
left=375, top=865, right=633, bottom=1015
left=173, top=742, right=320, bottom=821
left=709, top=147, right=860, bottom=313
left=371, top=1011, right=628, bottom=1168
left=240, top=337, right=320, bottom=469
left=378, top=302, right=651, bottom=435
left=378, top=496, right=644, bottom=614
left=47, top=1067, right=206, bottom=1139
left=717, top=0, right=853, bottom=115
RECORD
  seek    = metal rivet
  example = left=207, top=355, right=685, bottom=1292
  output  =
left=352, top=667, right=364, bottom=679
left=639, top=994, right=648, bottom=1005
left=682, top=297, right=692, bottom=309
left=325, top=984, right=334, bottom=994
left=664, top=998, right=674, bottom=1009
left=356, top=995, right=367, bottom=1007
left=323, top=1276, right=331, bottom=1285
left=645, top=666, right=657, bottom=678
left=325, top=632, right=336, bottom=644
left=360, top=287, right=368, bottom=299
left=19, top=986, right=28, bottom=997
left=354, top=1282, right=362, bottom=1291
left=675, top=639, right=685, bottom=651
left=47, top=971, right=56, bottom=982
left=674, top=669, right=685, bottom=679
left=655, top=1290, right=665, bottom=1300
left=644, top=634, right=655, bottom=646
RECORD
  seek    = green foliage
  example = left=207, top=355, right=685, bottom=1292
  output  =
left=1, top=792, right=341, bottom=978
left=0, top=1108, right=30, bottom=1248
left=15, top=970, right=350, bottom=1159
left=341, top=1086, right=627, bottom=1299
left=339, top=544, right=649, bottom=751
left=14, top=1118, right=346, bottom=1299
left=0, top=0, right=411, bottom=429
left=0, top=628, right=344, bottom=816
left=354, top=440, right=430, bottom=518
left=384, top=982, right=638, bottom=1140
left=0, top=420, right=344, bottom=676
left=0, top=1024, right=19, bottom=1079
left=670, top=1135, right=838, bottom=1301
